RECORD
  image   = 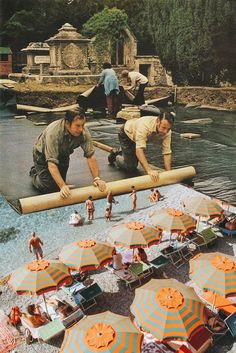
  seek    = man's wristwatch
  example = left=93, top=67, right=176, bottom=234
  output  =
left=93, top=177, right=101, bottom=186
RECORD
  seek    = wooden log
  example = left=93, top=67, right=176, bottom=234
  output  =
left=17, top=103, right=79, bottom=113
left=19, top=166, right=196, bottom=214
left=93, top=141, right=113, bottom=153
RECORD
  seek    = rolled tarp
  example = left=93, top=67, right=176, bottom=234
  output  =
left=19, top=166, right=196, bottom=214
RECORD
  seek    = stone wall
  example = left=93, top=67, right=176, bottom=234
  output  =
left=135, top=56, right=169, bottom=86
left=14, top=83, right=236, bottom=110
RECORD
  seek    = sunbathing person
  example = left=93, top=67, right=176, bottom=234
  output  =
left=45, top=298, right=74, bottom=319
left=225, top=218, right=236, bottom=231
left=22, top=304, right=47, bottom=328
left=112, top=248, right=123, bottom=270
left=149, top=188, right=162, bottom=203
left=204, top=307, right=226, bottom=332
left=133, top=248, right=148, bottom=263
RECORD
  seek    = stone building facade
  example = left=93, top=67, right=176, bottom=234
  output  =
left=13, top=23, right=171, bottom=86
left=21, top=42, right=50, bottom=74
left=46, top=23, right=91, bottom=75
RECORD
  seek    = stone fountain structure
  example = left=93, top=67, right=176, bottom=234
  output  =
left=46, top=23, right=91, bottom=75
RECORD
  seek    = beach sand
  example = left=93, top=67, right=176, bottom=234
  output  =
left=1, top=183, right=236, bottom=353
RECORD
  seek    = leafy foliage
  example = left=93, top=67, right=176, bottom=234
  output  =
left=0, top=0, right=235, bottom=85
left=145, top=0, right=236, bottom=85
left=82, top=7, right=128, bottom=62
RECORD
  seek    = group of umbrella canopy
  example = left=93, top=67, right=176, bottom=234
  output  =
left=8, top=196, right=232, bottom=353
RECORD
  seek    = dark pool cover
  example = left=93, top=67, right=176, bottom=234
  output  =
left=0, top=117, right=143, bottom=213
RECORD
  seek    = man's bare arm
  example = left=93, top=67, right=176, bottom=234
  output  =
left=87, top=155, right=106, bottom=192
left=136, top=148, right=159, bottom=182
left=48, top=162, right=71, bottom=198
left=163, top=154, right=172, bottom=171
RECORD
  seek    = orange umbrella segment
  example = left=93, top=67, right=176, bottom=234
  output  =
left=59, top=239, right=115, bottom=271
left=60, top=311, right=143, bottom=353
left=109, top=222, right=162, bottom=248
left=130, top=278, right=205, bottom=341
left=189, top=252, right=236, bottom=297
left=149, top=208, right=197, bottom=234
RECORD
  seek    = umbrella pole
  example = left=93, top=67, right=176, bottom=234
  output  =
left=43, top=293, right=50, bottom=319
left=197, top=216, right=201, bottom=231
left=212, top=292, right=216, bottom=311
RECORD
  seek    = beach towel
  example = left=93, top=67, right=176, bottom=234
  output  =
left=0, top=322, right=17, bottom=353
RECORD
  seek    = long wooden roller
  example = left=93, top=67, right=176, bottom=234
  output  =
left=19, top=166, right=196, bottom=214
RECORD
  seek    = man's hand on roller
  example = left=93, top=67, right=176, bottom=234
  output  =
left=60, top=185, right=75, bottom=198
left=147, top=169, right=160, bottom=183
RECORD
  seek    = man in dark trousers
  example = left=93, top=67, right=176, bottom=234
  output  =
left=109, top=112, right=174, bottom=183
left=121, top=70, right=148, bottom=105
left=30, top=108, right=106, bottom=198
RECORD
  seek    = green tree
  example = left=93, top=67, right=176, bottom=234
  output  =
left=82, top=7, right=128, bottom=63
left=145, top=0, right=236, bottom=85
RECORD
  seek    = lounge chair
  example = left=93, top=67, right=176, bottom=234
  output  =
left=61, top=307, right=84, bottom=328
left=78, top=283, right=103, bottom=310
left=150, top=254, right=170, bottom=271
left=108, top=265, right=142, bottom=290
left=224, top=311, right=236, bottom=337
left=40, top=296, right=84, bottom=328
left=20, top=316, right=44, bottom=342
left=187, top=232, right=206, bottom=251
left=175, top=346, right=193, bottom=353
left=198, top=227, right=218, bottom=246
left=204, top=308, right=229, bottom=342
left=161, top=242, right=189, bottom=268
left=166, top=326, right=213, bottom=353
left=201, top=290, right=236, bottom=317
left=129, top=261, right=154, bottom=278
left=62, top=281, right=86, bottom=296
left=62, top=283, right=103, bottom=310
left=37, top=318, right=65, bottom=342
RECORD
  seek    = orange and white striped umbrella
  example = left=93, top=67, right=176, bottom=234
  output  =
left=9, top=259, right=71, bottom=295
left=130, top=278, right=205, bottom=341
left=109, top=222, right=161, bottom=248
left=149, top=208, right=197, bottom=234
left=60, top=311, right=143, bottom=353
left=183, top=197, right=223, bottom=219
left=189, top=252, right=236, bottom=297
left=59, top=239, right=114, bottom=271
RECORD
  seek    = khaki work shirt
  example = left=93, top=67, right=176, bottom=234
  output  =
left=124, top=116, right=172, bottom=155
left=34, top=119, right=95, bottom=165
left=128, top=72, right=148, bottom=89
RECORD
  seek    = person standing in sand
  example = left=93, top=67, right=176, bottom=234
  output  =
left=85, top=196, right=95, bottom=221
left=28, top=232, right=44, bottom=260
left=105, top=207, right=111, bottom=222
left=129, top=186, right=137, bottom=211
left=106, top=190, right=118, bottom=213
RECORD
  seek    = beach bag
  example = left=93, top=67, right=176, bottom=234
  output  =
left=9, top=306, right=21, bottom=326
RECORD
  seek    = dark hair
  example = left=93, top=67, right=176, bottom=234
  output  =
left=103, top=62, right=112, bottom=69
left=138, top=247, right=145, bottom=253
left=27, top=304, right=36, bottom=315
left=159, top=111, right=175, bottom=125
left=74, top=210, right=78, bottom=214
left=65, top=108, right=85, bottom=123
left=88, top=196, right=93, bottom=200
